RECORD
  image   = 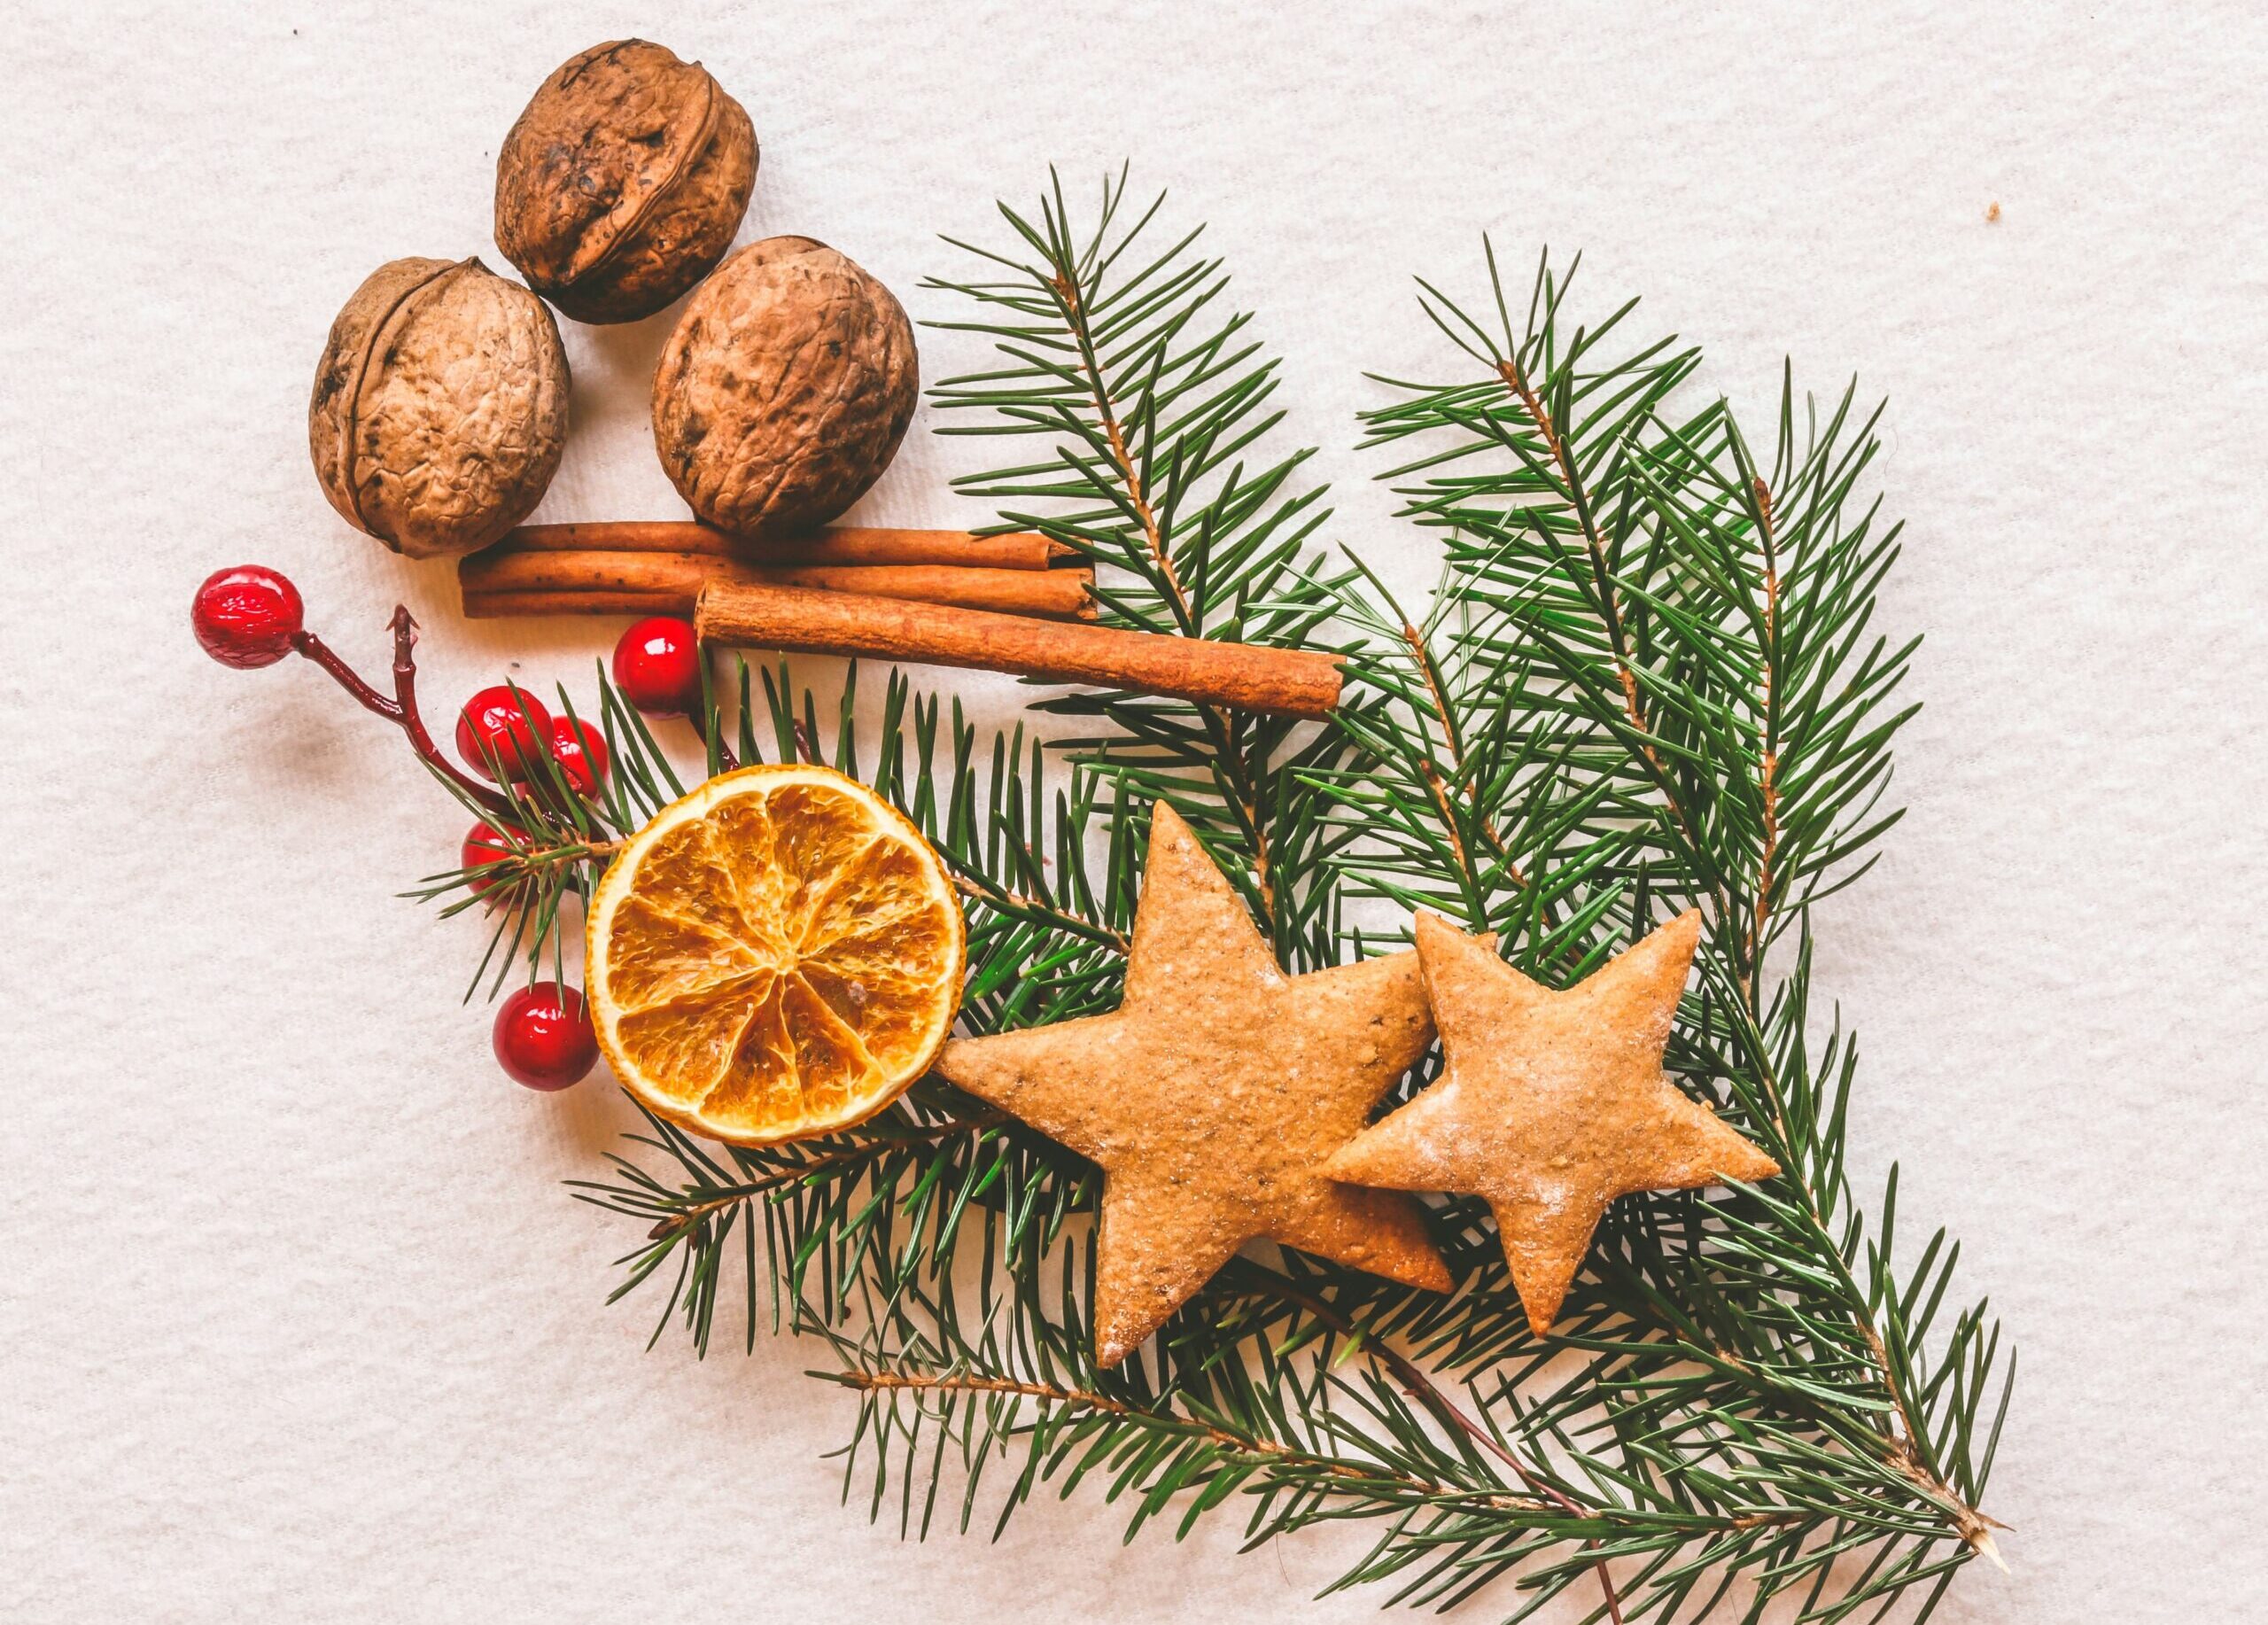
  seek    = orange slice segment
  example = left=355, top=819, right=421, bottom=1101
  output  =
left=586, top=764, right=966, bottom=1146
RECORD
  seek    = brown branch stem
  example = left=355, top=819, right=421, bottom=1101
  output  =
left=1496, top=360, right=1652, bottom=757
left=1051, top=274, right=1195, bottom=631
left=1720, top=480, right=1984, bottom=1556
left=1402, top=618, right=1529, bottom=893
left=518, top=838, right=621, bottom=871
left=952, top=874, right=1130, bottom=954
left=1045, top=271, right=1282, bottom=930
left=291, top=611, right=513, bottom=819
left=1748, top=476, right=1781, bottom=999
left=643, top=1113, right=1007, bottom=1241
left=838, top=1367, right=1550, bottom=1511
left=1495, top=355, right=1732, bottom=937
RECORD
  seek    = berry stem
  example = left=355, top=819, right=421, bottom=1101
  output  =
left=290, top=628, right=395, bottom=718
left=291, top=608, right=513, bottom=817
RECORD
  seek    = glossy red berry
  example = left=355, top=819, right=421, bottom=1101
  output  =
left=455, top=684, right=553, bottom=781
left=492, top=983, right=597, bottom=1091
left=549, top=714, right=610, bottom=795
left=192, top=565, right=304, bottom=668
left=610, top=616, right=704, bottom=716
left=461, top=821, right=520, bottom=897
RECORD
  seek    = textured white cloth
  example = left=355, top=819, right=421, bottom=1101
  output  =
left=4, top=3, right=2264, bottom=1621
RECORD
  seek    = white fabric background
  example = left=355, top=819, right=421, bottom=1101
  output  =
left=4, top=3, right=2264, bottom=1620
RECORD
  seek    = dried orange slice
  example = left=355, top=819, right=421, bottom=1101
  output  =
left=586, top=764, right=965, bottom=1146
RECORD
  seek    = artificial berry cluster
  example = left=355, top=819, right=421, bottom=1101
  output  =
left=452, top=683, right=611, bottom=790
left=192, top=565, right=709, bottom=1095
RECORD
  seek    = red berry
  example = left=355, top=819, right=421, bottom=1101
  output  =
left=611, top=616, right=704, bottom=716
left=192, top=565, right=304, bottom=668
left=455, top=684, right=553, bottom=781
left=461, top=821, right=520, bottom=897
left=549, top=714, right=610, bottom=795
left=492, top=983, right=597, bottom=1092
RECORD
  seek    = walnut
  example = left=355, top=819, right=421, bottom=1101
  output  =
left=494, top=40, right=757, bottom=325
left=308, top=256, right=570, bottom=559
left=650, top=237, right=919, bottom=537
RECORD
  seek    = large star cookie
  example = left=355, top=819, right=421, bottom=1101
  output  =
left=1324, top=911, right=1780, bottom=1334
left=936, top=802, right=1451, bottom=1366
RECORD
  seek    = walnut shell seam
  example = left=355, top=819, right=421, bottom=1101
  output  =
left=328, top=257, right=469, bottom=539
left=563, top=60, right=718, bottom=285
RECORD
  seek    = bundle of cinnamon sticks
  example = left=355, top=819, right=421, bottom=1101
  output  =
left=459, top=521, right=1344, bottom=719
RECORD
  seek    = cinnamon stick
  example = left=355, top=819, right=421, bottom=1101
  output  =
left=695, top=581, right=1343, bottom=719
left=492, top=522, right=1074, bottom=571
left=463, top=590, right=694, bottom=618
left=460, top=551, right=1096, bottom=621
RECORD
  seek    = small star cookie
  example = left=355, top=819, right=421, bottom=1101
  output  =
left=1324, top=911, right=1779, bottom=1333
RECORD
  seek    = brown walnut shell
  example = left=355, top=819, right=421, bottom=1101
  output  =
left=651, top=237, right=918, bottom=537
left=308, top=256, right=570, bottom=559
left=494, top=40, right=757, bottom=325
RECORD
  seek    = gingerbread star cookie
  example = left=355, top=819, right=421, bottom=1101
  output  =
left=936, top=802, right=1452, bottom=1366
left=1324, top=910, right=1779, bottom=1334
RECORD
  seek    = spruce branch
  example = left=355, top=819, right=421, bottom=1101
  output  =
left=1345, top=244, right=2006, bottom=1594
left=924, top=165, right=1362, bottom=969
left=548, top=183, right=2009, bottom=1624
